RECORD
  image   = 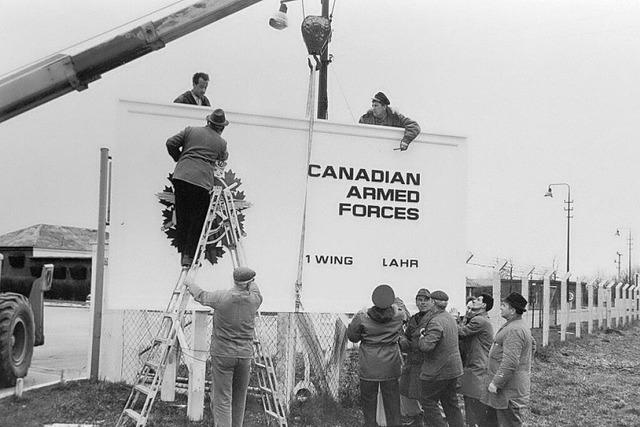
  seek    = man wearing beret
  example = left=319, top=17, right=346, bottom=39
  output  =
left=482, top=292, right=536, bottom=427
left=347, top=284, right=405, bottom=427
left=417, top=290, right=464, bottom=427
left=359, top=91, right=421, bottom=151
left=185, top=266, right=262, bottom=427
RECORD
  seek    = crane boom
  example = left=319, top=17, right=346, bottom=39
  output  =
left=0, top=0, right=262, bottom=123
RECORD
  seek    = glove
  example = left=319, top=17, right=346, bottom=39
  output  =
left=400, top=141, right=409, bottom=151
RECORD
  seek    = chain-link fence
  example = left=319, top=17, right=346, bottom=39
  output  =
left=119, top=310, right=361, bottom=410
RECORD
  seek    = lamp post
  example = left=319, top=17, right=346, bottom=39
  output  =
left=544, top=183, right=573, bottom=273
left=615, top=227, right=633, bottom=282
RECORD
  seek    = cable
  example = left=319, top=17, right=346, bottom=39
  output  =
left=0, top=0, right=189, bottom=79
left=330, top=66, right=357, bottom=124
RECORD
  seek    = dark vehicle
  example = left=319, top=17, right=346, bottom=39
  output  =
left=0, top=258, right=52, bottom=387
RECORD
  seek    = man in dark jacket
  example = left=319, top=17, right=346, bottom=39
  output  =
left=458, top=294, right=494, bottom=427
left=482, top=292, right=535, bottom=427
left=359, top=91, right=421, bottom=151
left=166, top=109, right=229, bottom=266
left=398, top=288, right=434, bottom=426
left=174, top=72, right=211, bottom=106
left=417, top=290, right=464, bottom=427
left=347, top=284, right=405, bottom=427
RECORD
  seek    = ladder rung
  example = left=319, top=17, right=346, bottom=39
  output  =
left=123, top=408, right=143, bottom=422
left=144, top=361, right=159, bottom=371
left=134, top=384, right=154, bottom=396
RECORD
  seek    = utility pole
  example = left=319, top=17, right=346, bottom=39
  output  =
left=616, top=251, right=623, bottom=282
left=317, top=0, right=330, bottom=119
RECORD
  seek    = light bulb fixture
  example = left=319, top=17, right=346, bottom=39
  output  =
left=269, top=2, right=288, bottom=30
left=544, top=187, right=553, bottom=197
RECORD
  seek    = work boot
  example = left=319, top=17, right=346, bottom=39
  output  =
left=181, top=253, right=193, bottom=267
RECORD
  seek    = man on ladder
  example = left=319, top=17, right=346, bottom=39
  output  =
left=185, top=266, right=262, bottom=427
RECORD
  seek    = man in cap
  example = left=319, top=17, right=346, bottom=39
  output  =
left=417, top=290, right=464, bottom=427
left=347, top=284, right=405, bottom=427
left=398, top=288, right=434, bottom=427
left=185, top=266, right=262, bottom=427
left=166, top=109, right=230, bottom=266
left=458, top=294, right=494, bottom=427
left=482, top=292, right=536, bottom=427
left=174, top=72, right=211, bottom=106
left=359, top=91, right=421, bottom=151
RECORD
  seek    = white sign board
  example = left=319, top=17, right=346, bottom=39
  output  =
left=107, top=100, right=466, bottom=313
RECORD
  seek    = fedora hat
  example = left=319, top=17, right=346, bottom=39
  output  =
left=207, top=108, right=229, bottom=127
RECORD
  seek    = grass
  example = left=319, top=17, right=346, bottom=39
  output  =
left=2, top=323, right=640, bottom=426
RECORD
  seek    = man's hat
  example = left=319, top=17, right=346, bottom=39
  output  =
left=416, top=288, right=430, bottom=299
left=504, top=292, right=527, bottom=312
left=372, top=284, right=395, bottom=309
left=372, top=91, right=390, bottom=106
left=207, top=108, right=229, bottom=127
left=233, top=266, right=256, bottom=285
left=429, top=290, right=449, bottom=302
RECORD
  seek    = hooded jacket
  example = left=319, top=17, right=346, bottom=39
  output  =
left=347, top=305, right=404, bottom=380
left=358, top=106, right=421, bottom=145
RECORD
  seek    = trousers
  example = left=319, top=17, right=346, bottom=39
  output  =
left=210, top=355, right=252, bottom=427
left=173, top=179, right=210, bottom=259
left=360, top=378, right=401, bottom=427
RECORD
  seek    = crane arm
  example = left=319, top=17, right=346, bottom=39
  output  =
left=0, top=0, right=262, bottom=123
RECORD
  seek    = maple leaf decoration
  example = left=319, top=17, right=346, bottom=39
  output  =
left=156, top=171, right=250, bottom=265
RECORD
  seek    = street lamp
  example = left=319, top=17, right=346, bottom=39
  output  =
left=615, top=251, right=623, bottom=281
left=269, top=0, right=332, bottom=119
left=615, top=227, right=633, bottom=282
left=544, top=183, right=573, bottom=273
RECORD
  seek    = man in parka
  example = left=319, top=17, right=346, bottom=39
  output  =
left=347, top=284, right=405, bottom=427
left=417, top=290, right=464, bottom=427
left=359, top=92, right=421, bottom=151
left=482, top=292, right=536, bottom=427
left=458, top=294, right=494, bottom=427
left=398, top=288, right=434, bottom=426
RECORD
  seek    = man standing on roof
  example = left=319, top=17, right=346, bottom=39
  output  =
left=174, top=72, right=211, bottom=106
left=359, top=91, right=421, bottom=151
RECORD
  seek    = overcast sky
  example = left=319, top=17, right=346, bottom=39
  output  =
left=1, top=0, right=639, bottom=279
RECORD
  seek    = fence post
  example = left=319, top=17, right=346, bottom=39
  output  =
left=632, top=284, right=639, bottom=321
left=542, top=272, right=552, bottom=347
left=490, top=266, right=502, bottom=335
left=586, top=279, right=596, bottom=335
left=187, top=309, right=209, bottom=421
left=521, top=275, right=530, bottom=328
left=605, top=282, right=615, bottom=328
left=277, top=312, right=296, bottom=409
left=623, top=283, right=631, bottom=326
left=575, top=278, right=583, bottom=338
left=560, top=272, right=571, bottom=342
left=615, top=282, right=624, bottom=327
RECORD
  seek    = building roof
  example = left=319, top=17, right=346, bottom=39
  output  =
left=0, top=224, right=97, bottom=252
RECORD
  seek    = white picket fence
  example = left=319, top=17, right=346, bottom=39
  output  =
left=487, top=269, right=640, bottom=347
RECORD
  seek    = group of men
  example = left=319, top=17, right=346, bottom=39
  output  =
left=347, top=285, right=535, bottom=427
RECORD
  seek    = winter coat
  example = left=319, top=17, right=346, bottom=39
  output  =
left=347, top=305, right=404, bottom=381
left=417, top=309, right=463, bottom=381
left=189, top=281, right=263, bottom=358
left=481, top=316, right=535, bottom=410
left=358, top=106, right=421, bottom=145
left=458, top=312, right=494, bottom=399
left=398, top=309, right=434, bottom=398
left=166, top=125, right=229, bottom=191
left=173, top=90, right=211, bottom=106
